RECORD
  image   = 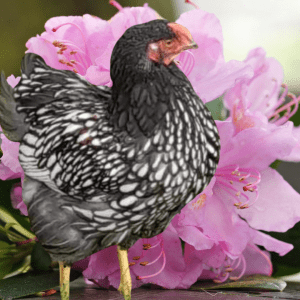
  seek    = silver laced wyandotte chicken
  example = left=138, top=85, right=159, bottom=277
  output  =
left=0, top=19, right=220, bottom=300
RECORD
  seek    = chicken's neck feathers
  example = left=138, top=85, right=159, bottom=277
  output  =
left=109, top=62, right=191, bottom=138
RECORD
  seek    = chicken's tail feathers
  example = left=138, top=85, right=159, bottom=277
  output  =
left=15, top=53, right=96, bottom=109
left=16, top=53, right=80, bottom=107
left=0, top=71, right=27, bottom=141
left=0, top=53, right=108, bottom=142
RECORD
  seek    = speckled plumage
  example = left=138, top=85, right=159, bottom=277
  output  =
left=0, top=19, right=220, bottom=264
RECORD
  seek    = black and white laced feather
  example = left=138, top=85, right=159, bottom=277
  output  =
left=0, top=48, right=219, bottom=262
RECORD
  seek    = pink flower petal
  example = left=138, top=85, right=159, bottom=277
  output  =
left=224, top=47, right=284, bottom=116
left=130, top=228, right=185, bottom=289
left=239, top=168, right=300, bottom=232
left=196, top=60, right=254, bottom=103
left=109, top=5, right=158, bottom=41
left=0, top=126, right=23, bottom=180
left=84, top=66, right=111, bottom=86
left=83, top=245, right=119, bottom=281
left=219, top=121, right=297, bottom=171
left=26, top=35, right=66, bottom=70
left=283, top=125, right=300, bottom=161
left=10, top=183, right=28, bottom=216
left=252, top=230, right=293, bottom=256
left=177, top=243, right=205, bottom=288
left=242, top=244, right=272, bottom=276
left=7, top=75, right=20, bottom=87
left=177, top=9, right=253, bottom=102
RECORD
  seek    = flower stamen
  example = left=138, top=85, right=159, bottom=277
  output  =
left=185, top=0, right=199, bottom=9
left=136, top=235, right=166, bottom=281
left=52, top=23, right=87, bottom=49
left=216, top=166, right=261, bottom=209
left=213, top=254, right=247, bottom=283
left=109, top=0, right=123, bottom=11
left=268, top=88, right=300, bottom=126
left=133, top=256, right=140, bottom=260
left=143, top=243, right=152, bottom=250
left=136, top=251, right=166, bottom=280
left=230, top=255, right=246, bottom=281
left=50, top=24, right=92, bottom=74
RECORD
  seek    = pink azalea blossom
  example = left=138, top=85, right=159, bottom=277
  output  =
left=10, top=182, right=28, bottom=215
left=176, top=10, right=253, bottom=102
left=77, top=119, right=298, bottom=288
left=5, top=1, right=252, bottom=225
left=0, top=76, right=23, bottom=181
left=214, top=120, right=300, bottom=232
left=2, top=0, right=300, bottom=290
left=25, top=1, right=252, bottom=100
left=0, top=76, right=27, bottom=215
left=224, top=47, right=300, bottom=160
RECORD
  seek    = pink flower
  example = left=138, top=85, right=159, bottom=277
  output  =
left=0, top=76, right=23, bottom=181
left=10, top=182, right=28, bottom=215
left=0, top=75, right=27, bottom=215
left=81, top=227, right=186, bottom=290
left=25, top=1, right=252, bottom=100
left=25, top=4, right=159, bottom=86
left=224, top=48, right=300, bottom=160
left=2, top=0, right=300, bottom=290
left=168, top=119, right=297, bottom=285
left=184, top=243, right=273, bottom=283
left=5, top=0, right=253, bottom=237
left=176, top=10, right=253, bottom=102
left=215, top=120, right=299, bottom=232
left=78, top=119, right=298, bottom=288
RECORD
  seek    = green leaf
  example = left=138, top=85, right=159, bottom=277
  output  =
left=3, top=223, right=24, bottom=243
left=31, top=242, right=51, bottom=271
left=0, top=257, right=13, bottom=281
left=205, top=97, right=228, bottom=121
left=0, top=232, right=12, bottom=245
left=180, top=238, right=185, bottom=256
left=270, top=160, right=282, bottom=169
left=290, top=105, right=300, bottom=126
left=268, top=221, right=300, bottom=276
left=0, top=240, right=34, bottom=281
left=273, top=264, right=300, bottom=278
left=4, top=255, right=31, bottom=279
left=190, top=275, right=287, bottom=292
left=0, top=179, right=32, bottom=233
left=0, top=241, right=17, bottom=259
left=0, top=207, right=35, bottom=239
left=0, top=270, right=82, bottom=299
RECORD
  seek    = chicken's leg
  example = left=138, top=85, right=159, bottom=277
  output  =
left=117, top=245, right=132, bottom=300
left=59, top=261, right=71, bottom=300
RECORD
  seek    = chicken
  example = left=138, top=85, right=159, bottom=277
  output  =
left=0, top=19, right=220, bottom=299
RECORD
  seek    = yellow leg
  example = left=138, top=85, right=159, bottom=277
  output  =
left=59, top=261, right=71, bottom=300
left=117, top=245, right=132, bottom=300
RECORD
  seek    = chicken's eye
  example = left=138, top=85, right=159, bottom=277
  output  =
left=164, top=39, right=173, bottom=47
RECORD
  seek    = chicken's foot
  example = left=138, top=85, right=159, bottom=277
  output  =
left=59, top=261, right=71, bottom=300
left=117, top=245, right=132, bottom=300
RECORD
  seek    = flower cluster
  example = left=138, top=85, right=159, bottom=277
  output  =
left=1, top=0, right=300, bottom=290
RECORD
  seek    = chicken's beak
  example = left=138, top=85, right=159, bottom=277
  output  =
left=184, top=40, right=198, bottom=50
left=168, top=23, right=198, bottom=51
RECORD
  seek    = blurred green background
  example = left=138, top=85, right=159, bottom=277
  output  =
left=0, top=0, right=176, bottom=77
